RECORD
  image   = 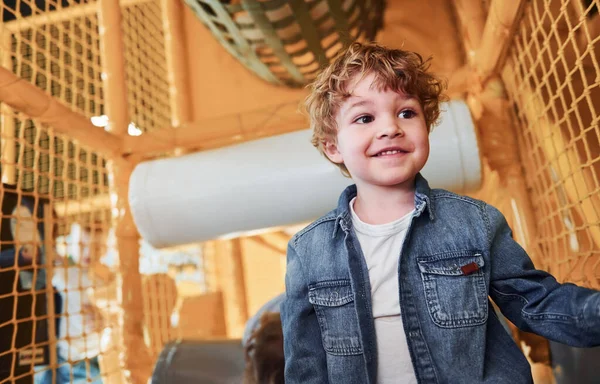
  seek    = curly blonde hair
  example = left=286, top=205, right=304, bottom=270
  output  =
left=305, top=42, right=447, bottom=176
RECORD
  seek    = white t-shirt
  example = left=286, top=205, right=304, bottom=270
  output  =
left=350, top=198, right=417, bottom=384
left=53, top=266, right=104, bottom=361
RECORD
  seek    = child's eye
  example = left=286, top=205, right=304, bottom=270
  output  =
left=354, top=115, right=374, bottom=124
left=398, top=109, right=416, bottom=119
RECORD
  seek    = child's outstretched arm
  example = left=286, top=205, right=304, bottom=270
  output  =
left=281, top=242, right=328, bottom=383
left=486, top=204, right=600, bottom=347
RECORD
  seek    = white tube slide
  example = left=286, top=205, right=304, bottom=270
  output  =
left=129, top=100, right=481, bottom=248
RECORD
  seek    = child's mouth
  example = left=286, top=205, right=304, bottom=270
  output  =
left=374, top=150, right=407, bottom=157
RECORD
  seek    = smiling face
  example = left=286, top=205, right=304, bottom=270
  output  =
left=323, top=73, right=430, bottom=192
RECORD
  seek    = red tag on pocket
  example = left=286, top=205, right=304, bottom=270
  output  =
left=460, top=262, right=480, bottom=275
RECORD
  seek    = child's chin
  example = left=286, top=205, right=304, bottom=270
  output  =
left=371, top=178, right=416, bottom=188
left=382, top=173, right=417, bottom=185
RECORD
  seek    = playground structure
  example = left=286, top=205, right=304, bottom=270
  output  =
left=0, top=0, right=598, bottom=383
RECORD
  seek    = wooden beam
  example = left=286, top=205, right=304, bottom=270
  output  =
left=212, top=239, right=250, bottom=338
left=475, top=81, right=543, bottom=268
left=476, top=0, right=526, bottom=82
left=0, top=66, right=123, bottom=160
left=42, top=205, right=58, bottom=376
left=162, top=0, right=193, bottom=129
left=98, top=0, right=152, bottom=382
left=53, top=194, right=112, bottom=217
left=247, top=235, right=287, bottom=255
left=121, top=101, right=308, bottom=156
left=3, top=0, right=151, bottom=32
left=453, top=0, right=486, bottom=63
left=0, top=33, right=17, bottom=185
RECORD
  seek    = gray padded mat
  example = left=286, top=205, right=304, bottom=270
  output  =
left=151, top=339, right=245, bottom=384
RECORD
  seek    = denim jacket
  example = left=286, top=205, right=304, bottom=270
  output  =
left=281, top=174, right=600, bottom=384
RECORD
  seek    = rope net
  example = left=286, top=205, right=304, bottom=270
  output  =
left=0, top=1, right=204, bottom=383
left=122, top=0, right=172, bottom=134
left=502, top=0, right=600, bottom=289
left=0, top=115, right=121, bottom=384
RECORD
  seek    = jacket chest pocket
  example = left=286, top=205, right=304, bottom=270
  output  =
left=417, top=251, right=488, bottom=328
left=308, top=280, right=363, bottom=356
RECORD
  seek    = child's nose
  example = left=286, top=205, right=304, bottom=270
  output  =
left=376, top=120, right=404, bottom=139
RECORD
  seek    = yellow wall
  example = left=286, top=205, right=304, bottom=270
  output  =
left=376, top=0, right=464, bottom=77
left=241, top=237, right=286, bottom=317
left=182, top=7, right=306, bottom=122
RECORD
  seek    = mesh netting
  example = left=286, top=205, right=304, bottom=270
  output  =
left=502, top=0, right=600, bottom=289
left=4, top=7, right=104, bottom=118
left=0, top=113, right=120, bottom=382
left=122, top=0, right=172, bottom=134
left=0, top=3, right=116, bottom=381
left=0, top=1, right=199, bottom=382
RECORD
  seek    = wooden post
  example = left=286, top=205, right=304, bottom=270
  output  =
left=97, top=0, right=152, bottom=383
left=475, top=0, right=526, bottom=83
left=470, top=2, right=550, bottom=374
left=453, top=0, right=486, bottom=64
left=161, top=0, right=192, bottom=129
left=213, top=239, right=249, bottom=338
left=0, top=32, right=17, bottom=185
left=0, top=66, right=123, bottom=160
left=476, top=80, right=542, bottom=265
left=0, top=107, right=17, bottom=185
left=120, top=100, right=308, bottom=156
left=477, top=80, right=555, bottom=383
left=202, top=241, right=221, bottom=295
left=3, top=0, right=149, bottom=33
left=468, top=1, right=539, bottom=261
left=43, top=205, right=58, bottom=380
left=230, top=238, right=249, bottom=328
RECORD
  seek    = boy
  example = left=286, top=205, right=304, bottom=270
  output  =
left=280, top=42, right=600, bottom=383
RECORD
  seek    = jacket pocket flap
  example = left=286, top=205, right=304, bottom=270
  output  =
left=418, top=253, right=485, bottom=276
left=308, top=280, right=354, bottom=307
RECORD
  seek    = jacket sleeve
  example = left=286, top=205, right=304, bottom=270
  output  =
left=281, top=241, right=328, bottom=383
left=486, top=204, right=600, bottom=347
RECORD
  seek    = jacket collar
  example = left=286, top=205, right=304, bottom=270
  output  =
left=333, top=173, right=435, bottom=237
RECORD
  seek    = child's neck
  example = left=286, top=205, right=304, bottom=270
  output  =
left=353, top=182, right=416, bottom=225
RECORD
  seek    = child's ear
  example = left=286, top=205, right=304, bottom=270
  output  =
left=323, top=140, right=344, bottom=164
